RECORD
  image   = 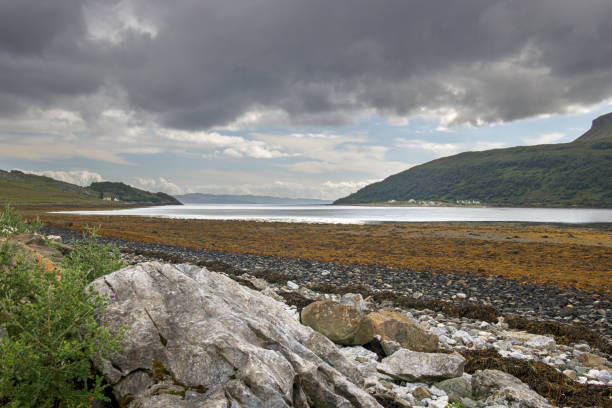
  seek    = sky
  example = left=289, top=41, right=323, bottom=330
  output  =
left=1, top=0, right=612, bottom=200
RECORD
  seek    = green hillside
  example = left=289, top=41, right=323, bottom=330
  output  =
left=0, top=170, right=105, bottom=205
left=335, top=115, right=612, bottom=207
left=89, top=182, right=181, bottom=205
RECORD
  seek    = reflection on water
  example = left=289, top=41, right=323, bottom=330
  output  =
left=54, top=204, right=612, bottom=224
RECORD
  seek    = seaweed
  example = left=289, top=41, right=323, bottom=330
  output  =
left=251, top=269, right=289, bottom=284
left=363, top=337, right=386, bottom=361
left=463, top=349, right=612, bottom=408
left=373, top=393, right=411, bottom=408
left=277, top=291, right=314, bottom=314
left=505, top=315, right=612, bottom=355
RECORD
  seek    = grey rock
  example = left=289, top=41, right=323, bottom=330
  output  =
left=435, top=376, right=472, bottom=398
left=381, top=340, right=402, bottom=356
left=472, top=369, right=552, bottom=408
left=91, top=262, right=381, bottom=408
left=287, top=280, right=299, bottom=290
left=525, top=335, right=555, bottom=351
left=452, top=330, right=473, bottom=346
left=377, top=350, right=465, bottom=382
left=340, top=293, right=368, bottom=311
left=459, top=397, right=482, bottom=408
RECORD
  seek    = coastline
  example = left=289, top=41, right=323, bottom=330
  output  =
left=41, top=224, right=612, bottom=343
left=24, top=206, right=611, bottom=294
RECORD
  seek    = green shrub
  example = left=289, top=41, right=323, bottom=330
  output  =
left=0, top=233, right=123, bottom=407
left=61, top=228, right=124, bottom=283
left=0, top=204, right=41, bottom=237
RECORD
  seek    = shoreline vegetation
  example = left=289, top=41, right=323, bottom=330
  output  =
left=16, top=205, right=612, bottom=295
left=0, top=205, right=124, bottom=406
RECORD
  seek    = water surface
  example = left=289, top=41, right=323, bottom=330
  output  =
left=54, top=204, right=612, bottom=224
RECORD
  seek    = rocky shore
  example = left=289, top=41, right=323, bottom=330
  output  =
left=91, top=261, right=612, bottom=407
left=42, top=225, right=612, bottom=341
left=29, top=226, right=611, bottom=407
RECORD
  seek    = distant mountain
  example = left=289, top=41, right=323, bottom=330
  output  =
left=0, top=170, right=104, bottom=204
left=89, top=182, right=182, bottom=205
left=175, top=193, right=330, bottom=205
left=335, top=113, right=612, bottom=208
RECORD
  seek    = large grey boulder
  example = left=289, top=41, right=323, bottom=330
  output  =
left=90, top=262, right=381, bottom=408
left=472, top=369, right=552, bottom=408
left=301, top=301, right=374, bottom=345
left=434, top=376, right=472, bottom=399
left=377, top=349, right=465, bottom=382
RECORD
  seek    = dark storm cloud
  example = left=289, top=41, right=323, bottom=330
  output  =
left=2, top=0, right=612, bottom=128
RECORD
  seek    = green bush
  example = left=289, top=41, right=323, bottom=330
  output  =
left=0, top=204, right=41, bottom=237
left=0, top=230, right=123, bottom=407
left=61, top=228, right=124, bottom=283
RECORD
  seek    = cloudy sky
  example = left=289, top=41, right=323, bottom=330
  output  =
left=2, top=0, right=612, bottom=199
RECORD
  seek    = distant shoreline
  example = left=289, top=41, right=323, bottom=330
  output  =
left=334, top=201, right=612, bottom=210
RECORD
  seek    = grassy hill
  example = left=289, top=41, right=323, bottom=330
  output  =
left=1, top=170, right=182, bottom=206
left=335, top=115, right=612, bottom=207
left=89, top=182, right=181, bottom=205
left=0, top=170, right=105, bottom=205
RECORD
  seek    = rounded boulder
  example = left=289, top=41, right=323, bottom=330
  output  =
left=301, top=300, right=374, bottom=345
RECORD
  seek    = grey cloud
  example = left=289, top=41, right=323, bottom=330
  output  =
left=2, top=0, right=612, bottom=129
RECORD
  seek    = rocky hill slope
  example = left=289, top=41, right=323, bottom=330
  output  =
left=335, top=114, right=612, bottom=207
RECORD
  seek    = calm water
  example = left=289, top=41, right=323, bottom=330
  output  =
left=54, top=204, right=612, bottom=224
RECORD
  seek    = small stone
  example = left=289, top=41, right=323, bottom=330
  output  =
left=574, top=343, right=590, bottom=352
left=455, top=292, right=467, bottom=300
left=525, top=335, right=556, bottom=351
left=578, top=352, right=607, bottom=367
left=427, top=396, right=449, bottom=408
left=287, top=280, right=299, bottom=290
left=412, top=385, right=431, bottom=400
left=250, top=277, right=268, bottom=290
left=563, top=369, right=577, bottom=380
left=587, top=369, right=612, bottom=383
left=452, top=330, right=473, bottom=346
left=340, top=293, right=368, bottom=311
left=381, top=339, right=402, bottom=356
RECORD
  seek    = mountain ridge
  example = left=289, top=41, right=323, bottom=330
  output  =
left=175, top=193, right=330, bottom=205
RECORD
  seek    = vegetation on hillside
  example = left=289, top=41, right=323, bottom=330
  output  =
left=0, top=169, right=182, bottom=206
left=89, top=181, right=181, bottom=205
left=0, top=205, right=123, bottom=407
left=0, top=170, right=104, bottom=205
left=335, top=136, right=612, bottom=207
